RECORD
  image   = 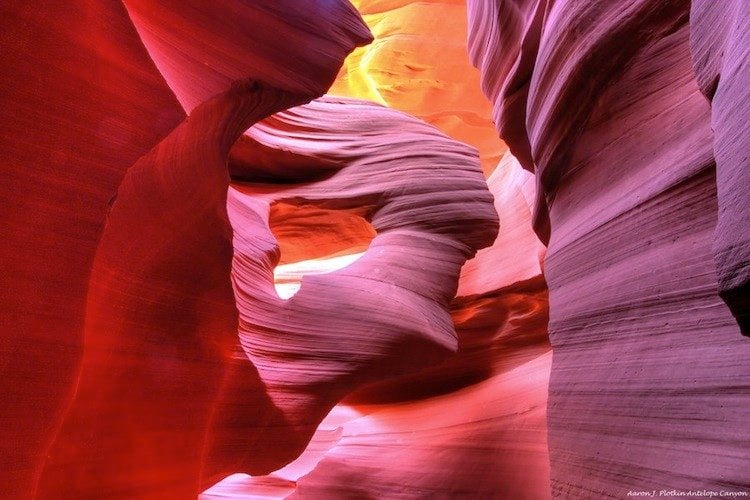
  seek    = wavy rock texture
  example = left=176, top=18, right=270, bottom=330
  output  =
left=123, top=0, right=372, bottom=111
left=281, top=153, right=551, bottom=500
left=198, top=1, right=556, bottom=496
left=468, top=0, right=750, bottom=497
left=221, top=96, right=500, bottom=488
left=37, top=82, right=317, bottom=498
left=690, top=0, right=750, bottom=335
left=205, top=149, right=551, bottom=499
left=3, top=1, right=509, bottom=496
left=38, top=80, right=497, bottom=497
left=467, top=0, right=543, bottom=172
left=0, top=1, right=372, bottom=497
left=5, top=0, right=745, bottom=497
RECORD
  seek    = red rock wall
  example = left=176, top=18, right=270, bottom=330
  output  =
left=0, top=1, right=373, bottom=497
left=0, top=2, right=184, bottom=496
left=3, top=1, right=536, bottom=497
left=468, top=0, right=750, bottom=496
left=198, top=2, right=555, bottom=495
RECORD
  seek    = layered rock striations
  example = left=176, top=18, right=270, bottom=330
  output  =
left=283, top=152, right=552, bottom=499
left=468, top=0, right=750, bottom=496
left=689, top=0, right=750, bottom=335
left=0, top=1, right=376, bottom=496
left=204, top=150, right=551, bottom=499
left=3, top=0, right=747, bottom=497
left=227, top=95, right=499, bottom=476
left=123, top=0, right=372, bottom=111
left=37, top=82, right=316, bottom=498
left=197, top=2, right=556, bottom=495
left=1, top=0, right=518, bottom=497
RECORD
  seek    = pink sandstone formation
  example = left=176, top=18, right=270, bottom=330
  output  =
left=0, top=0, right=748, bottom=498
left=690, top=0, right=750, bottom=335
left=204, top=149, right=551, bottom=498
left=0, top=0, right=367, bottom=496
left=123, top=0, right=372, bottom=111
left=467, top=0, right=750, bottom=496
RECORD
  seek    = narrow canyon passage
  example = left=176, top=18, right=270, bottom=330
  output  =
left=0, top=1, right=748, bottom=499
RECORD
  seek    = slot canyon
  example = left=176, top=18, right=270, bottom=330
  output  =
left=0, top=0, right=748, bottom=498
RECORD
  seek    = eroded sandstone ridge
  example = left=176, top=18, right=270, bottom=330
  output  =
left=0, top=0, right=369, bottom=496
left=204, top=0, right=554, bottom=496
left=1, top=0, right=513, bottom=497
left=1, top=0, right=748, bottom=498
left=467, top=0, right=750, bottom=496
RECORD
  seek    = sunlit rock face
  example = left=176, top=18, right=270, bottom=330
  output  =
left=468, top=0, right=750, bottom=496
left=330, top=0, right=505, bottom=174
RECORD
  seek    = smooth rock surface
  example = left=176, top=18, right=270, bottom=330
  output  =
left=228, top=95, right=498, bottom=446
left=37, top=82, right=313, bottom=498
left=209, top=149, right=551, bottom=498
left=4, top=0, right=748, bottom=497
left=124, top=0, right=372, bottom=111
left=0, top=2, right=184, bottom=496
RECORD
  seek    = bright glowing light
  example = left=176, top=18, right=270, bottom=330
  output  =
left=273, top=252, right=365, bottom=299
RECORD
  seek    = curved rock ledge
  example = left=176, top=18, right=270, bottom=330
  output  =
left=205, top=149, right=550, bottom=499
left=37, top=81, right=314, bottom=498
left=0, top=2, right=186, bottom=496
left=228, top=95, right=498, bottom=445
left=123, top=0, right=373, bottom=111
left=36, top=86, right=497, bottom=496
left=0, top=1, right=372, bottom=496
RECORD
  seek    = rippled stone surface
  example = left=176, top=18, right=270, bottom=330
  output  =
left=2, top=0, right=747, bottom=497
left=0, top=1, right=371, bottom=496
left=468, top=0, right=750, bottom=496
